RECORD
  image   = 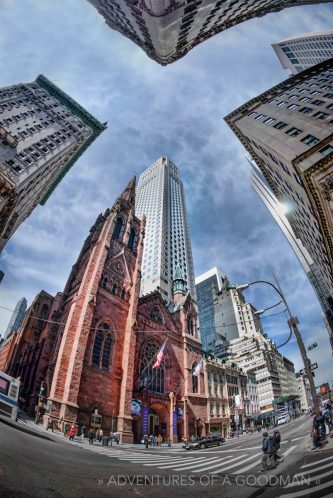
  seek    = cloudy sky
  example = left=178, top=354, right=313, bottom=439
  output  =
left=0, top=0, right=332, bottom=387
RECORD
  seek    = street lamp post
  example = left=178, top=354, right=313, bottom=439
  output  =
left=236, top=278, right=319, bottom=412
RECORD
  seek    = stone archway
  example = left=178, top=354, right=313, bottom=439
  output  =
left=147, top=401, right=169, bottom=441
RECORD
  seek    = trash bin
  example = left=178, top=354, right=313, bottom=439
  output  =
left=102, top=436, right=109, bottom=446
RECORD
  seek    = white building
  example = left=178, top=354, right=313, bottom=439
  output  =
left=250, top=159, right=333, bottom=337
left=0, top=75, right=106, bottom=252
left=87, top=0, right=331, bottom=66
left=195, top=267, right=263, bottom=351
left=273, top=30, right=333, bottom=75
left=225, top=59, right=333, bottom=353
left=297, top=375, right=313, bottom=410
left=136, top=156, right=196, bottom=302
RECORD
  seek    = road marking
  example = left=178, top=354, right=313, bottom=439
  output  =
left=281, top=445, right=297, bottom=458
left=301, top=455, right=333, bottom=469
left=290, top=436, right=307, bottom=442
left=168, top=456, right=233, bottom=472
left=209, top=453, right=261, bottom=474
left=292, top=461, right=333, bottom=478
left=233, top=459, right=262, bottom=474
left=285, top=469, right=333, bottom=488
left=179, top=456, right=232, bottom=472
left=142, top=458, right=194, bottom=466
left=278, top=479, right=333, bottom=497
left=156, top=457, right=212, bottom=469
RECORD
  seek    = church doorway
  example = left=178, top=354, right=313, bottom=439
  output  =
left=147, top=403, right=169, bottom=440
left=148, top=409, right=160, bottom=435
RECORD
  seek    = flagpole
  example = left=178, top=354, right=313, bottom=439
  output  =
left=174, top=358, right=204, bottom=397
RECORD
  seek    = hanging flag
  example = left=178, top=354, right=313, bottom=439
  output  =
left=192, top=358, right=203, bottom=377
left=152, top=340, right=168, bottom=369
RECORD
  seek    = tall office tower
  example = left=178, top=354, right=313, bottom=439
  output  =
left=273, top=30, right=333, bottom=75
left=0, top=75, right=106, bottom=252
left=195, top=267, right=264, bottom=351
left=136, top=157, right=196, bottom=302
left=87, top=0, right=332, bottom=66
left=250, top=158, right=333, bottom=338
left=4, top=297, right=27, bottom=338
left=225, top=58, right=333, bottom=352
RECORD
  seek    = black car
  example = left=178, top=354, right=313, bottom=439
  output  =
left=183, top=435, right=225, bottom=450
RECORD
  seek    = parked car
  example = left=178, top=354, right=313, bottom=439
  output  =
left=183, top=435, right=225, bottom=450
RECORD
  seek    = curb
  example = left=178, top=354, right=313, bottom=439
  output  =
left=304, top=433, right=333, bottom=453
left=0, top=416, right=55, bottom=442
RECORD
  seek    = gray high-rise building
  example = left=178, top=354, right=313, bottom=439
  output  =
left=4, top=297, right=27, bottom=338
left=0, top=75, right=106, bottom=253
left=273, top=30, right=333, bottom=75
left=136, top=156, right=196, bottom=302
left=225, top=58, right=333, bottom=352
left=87, top=0, right=332, bottom=66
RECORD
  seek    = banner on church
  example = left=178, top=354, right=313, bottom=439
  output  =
left=142, top=407, right=149, bottom=434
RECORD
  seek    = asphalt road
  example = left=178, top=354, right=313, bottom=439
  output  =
left=1, top=416, right=332, bottom=498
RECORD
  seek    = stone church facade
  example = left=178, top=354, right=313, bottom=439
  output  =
left=2, top=178, right=207, bottom=442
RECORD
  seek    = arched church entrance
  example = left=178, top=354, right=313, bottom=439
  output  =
left=148, top=402, right=169, bottom=440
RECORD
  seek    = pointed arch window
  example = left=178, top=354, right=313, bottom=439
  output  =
left=111, top=283, right=117, bottom=295
left=192, top=362, right=198, bottom=393
left=128, top=227, right=137, bottom=251
left=92, top=323, right=113, bottom=370
left=187, top=314, right=194, bottom=335
left=139, top=342, right=165, bottom=394
left=113, top=217, right=123, bottom=239
left=120, top=289, right=126, bottom=300
left=102, top=276, right=108, bottom=289
left=149, top=306, right=163, bottom=324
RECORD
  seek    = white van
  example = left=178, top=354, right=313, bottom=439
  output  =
left=277, top=414, right=290, bottom=425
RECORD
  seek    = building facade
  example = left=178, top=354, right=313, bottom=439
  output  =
left=136, top=156, right=196, bottom=303
left=250, top=159, right=333, bottom=338
left=273, top=30, right=333, bottom=75
left=87, top=0, right=332, bottom=66
left=196, top=267, right=263, bottom=352
left=0, top=75, right=106, bottom=252
left=225, top=58, right=333, bottom=352
left=297, top=374, right=313, bottom=410
left=4, top=297, right=27, bottom=339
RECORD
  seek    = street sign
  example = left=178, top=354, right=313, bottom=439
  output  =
left=308, top=343, right=317, bottom=351
left=300, top=363, right=318, bottom=375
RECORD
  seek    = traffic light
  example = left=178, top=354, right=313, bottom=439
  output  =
left=320, top=383, right=330, bottom=395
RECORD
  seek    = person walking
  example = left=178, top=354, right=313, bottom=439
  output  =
left=68, top=424, right=76, bottom=441
left=88, top=428, right=94, bottom=445
left=167, top=439, right=172, bottom=447
left=311, top=411, right=328, bottom=448
left=99, top=428, right=103, bottom=443
left=260, top=432, right=277, bottom=471
left=157, top=434, right=163, bottom=447
left=46, top=418, right=54, bottom=432
left=323, top=404, right=332, bottom=434
left=80, top=425, right=86, bottom=439
left=144, top=434, right=149, bottom=449
left=273, top=430, right=283, bottom=462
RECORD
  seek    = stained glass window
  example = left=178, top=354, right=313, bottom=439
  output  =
left=139, top=342, right=165, bottom=394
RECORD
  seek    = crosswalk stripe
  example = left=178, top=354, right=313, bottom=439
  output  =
left=156, top=457, right=211, bottom=469
left=172, top=456, right=234, bottom=472
left=301, top=455, right=333, bottom=469
left=189, top=454, right=248, bottom=473
left=290, top=436, right=306, bottom=442
left=285, top=469, right=333, bottom=489
left=209, top=453, right=260, bottom=474
left=282, top=446, right=297, bottom=458
left=159, top=458, right=221, bottom=470
left=142, top=458, right=198, bottom=467
left=292, top=461, right=333, bottom=478
left=279, top=478, right=333, bottom=497
left=232, top=459, right=261, bottom=474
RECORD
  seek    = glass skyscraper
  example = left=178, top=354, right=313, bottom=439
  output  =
left=4, top=297, right=27, bottom=338
left=136, top=156, right=196, bottom=302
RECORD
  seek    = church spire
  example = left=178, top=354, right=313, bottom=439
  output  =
left=117, top=176, right=136, bottom=207
left=173, top=264, right=186, bottom=304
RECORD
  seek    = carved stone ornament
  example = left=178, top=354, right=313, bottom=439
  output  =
left=111, top=261, right=125, bottom=276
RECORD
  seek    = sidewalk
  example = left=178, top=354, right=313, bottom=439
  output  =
left=304, top=430, right=333, bottom=453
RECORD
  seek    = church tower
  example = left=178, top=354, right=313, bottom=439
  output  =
left=48, top=177, right=145, bottom=442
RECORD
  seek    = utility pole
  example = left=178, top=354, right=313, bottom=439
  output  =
left=273, top=277, right=319, bottom=412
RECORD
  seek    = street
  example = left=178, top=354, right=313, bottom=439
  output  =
left=1, top=416, right=333, bottom=497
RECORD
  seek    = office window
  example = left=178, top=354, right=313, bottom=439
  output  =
left=287, top=104, right=299, bottom=110
left=312, top=99, right=324, bottom=106
left=274, top=121, right=287, bottom=130
left=320, top=145, right=333, bottom=157
left=263, top=117, right=275, bottom=125
left=299, top=107, right=313, bottom=114
left=313, top=111, right=329, bottom=120
left=285, top=127, right=302, bottom=137
left=301, top=135, right=319, bottom=146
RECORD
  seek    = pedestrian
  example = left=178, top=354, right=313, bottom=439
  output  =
left=80, top=425, right=86, bottom=439
left=88, top=428, right=94, bottom=445
left=157, top=434, right=163, bottom=447
left=144, top=434, right=149, bottom=449
left=323, top=404, right=332, bottom=433
left=167, top=439, right=172, bottom=447
left=260, top=432, right=277, bottom=471
left=311, top=411, right=328, bottom=448
left=68, top=424, right=76, bottom=441
left=110, top=431, right=114, bottom=446
left=63, top=422, right=69, bottom=437
left=273, top=430, right=283, bottom=462
left=152, top=435, right=156, bottom=446
left=99, top=428, right=103, bottom=443
left=46, top=418, right=54, bottom=432
left=115, top=432, right=120, bottom=444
